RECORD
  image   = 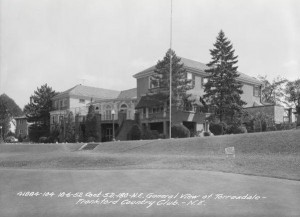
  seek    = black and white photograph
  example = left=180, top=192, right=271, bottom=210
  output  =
left=0, top=0, right=299, bottom=216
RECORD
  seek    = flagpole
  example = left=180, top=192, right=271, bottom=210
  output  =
left=169, top=0, right=173, bottom=139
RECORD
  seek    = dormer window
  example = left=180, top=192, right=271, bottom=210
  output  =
left=79, top=99, right=85, bottom=103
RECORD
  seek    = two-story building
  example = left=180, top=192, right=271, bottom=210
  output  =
left=89, top=88, right=137, bottom=141
left=133, top=57, right=264, bottom=136
left=50, top=84, right=120, bottom=131
left=50, top=84, right=137, bottom=142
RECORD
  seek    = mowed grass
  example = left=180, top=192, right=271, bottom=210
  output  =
left=0, top=130, right=299, bottom=180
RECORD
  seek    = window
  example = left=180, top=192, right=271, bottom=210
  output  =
left=253, top=86, right=260, bottom=97
left=79, top=99, right=85, bottom=103
left=149, top=108, right=153, bottom=114
left=187, top=72, right=195, bottom=87
left=120, top=104, right=128, bottom=112
left=60, top=100, right=63, bottom=108
left=105, top=105, right=112, bottom=120
left=149, top=76, right=159, bottom=89
left=63, top=99, right=67, bottom=107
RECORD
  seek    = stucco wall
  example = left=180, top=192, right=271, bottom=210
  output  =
left=69, top=97, right=90, bottom=109
left=241, top=84, right=261, bottom=107
left=136, top=74, right=259, bottom=108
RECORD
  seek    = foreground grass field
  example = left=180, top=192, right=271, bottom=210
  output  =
left=0, top=129, right=299, bottom=180
left=1, top=168, right=300, bottom=217
left=0, top=130, right=299, bottom=217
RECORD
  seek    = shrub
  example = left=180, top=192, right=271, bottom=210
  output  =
left=203, top=131, right=211, bottom=137
left=127, top=124, right=142, bottom=140
left=18, top=134, right=24, bottom=142
left=209, top=122, right=227, bottom=135
left=232, top=126, right=247, bottom=134
left=171, top=124, right=190, bottom=138
left=276, top=122, right=297, bottom=131
left=22, top=137, right=30, bottom=143
left=38, top=136, right=48, bottom=143
left=142, top=128, right=159, bottom=140
left=87, top=137, right=95, bottom=142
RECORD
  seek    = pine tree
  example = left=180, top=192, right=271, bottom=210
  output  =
left=151, top=49, right=193, bottom=109
left=85, top=105, right=100, bottom=142
left=204, top=30, right=246, bottom=122
left=24, top=84, right=57, bottom=141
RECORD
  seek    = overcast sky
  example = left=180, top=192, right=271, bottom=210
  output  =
left=0, top=0, right=299, bottom=109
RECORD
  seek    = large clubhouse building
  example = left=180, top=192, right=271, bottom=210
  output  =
left=49, top=57, right=295, bottom=141
left=133, top=57, right=264, bottom=136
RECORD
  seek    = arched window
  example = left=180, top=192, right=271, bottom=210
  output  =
left=120, top=104, right=128, bottom=112
left=105, top=105, right=112, bottom=120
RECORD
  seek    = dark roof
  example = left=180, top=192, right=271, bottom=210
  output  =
left=53, top=84, right=120, bottom=100
left=133, top=57, right=262, bottom=85
left=117, top=88, right=137, bottom=99
left=135, top=93, right=169, bottom=109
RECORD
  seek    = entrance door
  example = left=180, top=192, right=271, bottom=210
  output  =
left=105, top=128, right=113, bottom=141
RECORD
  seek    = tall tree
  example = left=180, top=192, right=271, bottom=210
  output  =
left=151, top=49, right=193, bottom=109
left=258, top=75, right=288, bottom=105
left=204, top=30, right=246, bottom=122
left=0, top=94, right=23, bottom=139
left=285, top=79, right=300, bottom=126
left=85, top=105, right=101, bottom=142
left=24, top=84, right=57, bottom=141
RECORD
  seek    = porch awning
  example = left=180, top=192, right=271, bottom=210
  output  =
left=135, top=93, right=169, bottom=109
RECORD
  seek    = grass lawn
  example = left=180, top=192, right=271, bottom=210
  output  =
left=0, top=129, right=299, bottom=217
left=0, top=129, right=299, bottom=180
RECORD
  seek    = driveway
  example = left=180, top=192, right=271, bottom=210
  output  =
left=0, top=168, right=299, bottom=217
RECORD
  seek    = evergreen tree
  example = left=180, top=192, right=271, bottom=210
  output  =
left=151, top=49, right=193, bottom=109
left=24, top=84, right=57, bottom=141
left=204, top=30, right=246, bottom=122
left=85, top=105, right=101, bottom=142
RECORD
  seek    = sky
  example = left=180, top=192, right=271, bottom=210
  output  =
left=0, top=0, right=299, bottom=109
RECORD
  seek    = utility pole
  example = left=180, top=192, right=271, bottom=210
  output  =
left=169, top=0, right=173, bottom=139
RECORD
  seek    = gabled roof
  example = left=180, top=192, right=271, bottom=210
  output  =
left=133, top=57, right=262, bottom=85
left=53, top=84, right=120, bottom=100
left=117, top=88, right=137, bottom=99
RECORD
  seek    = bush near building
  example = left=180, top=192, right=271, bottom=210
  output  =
left=127, top=124, right=142, bottom=140
left=171, top=124, right=190, bottom=138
